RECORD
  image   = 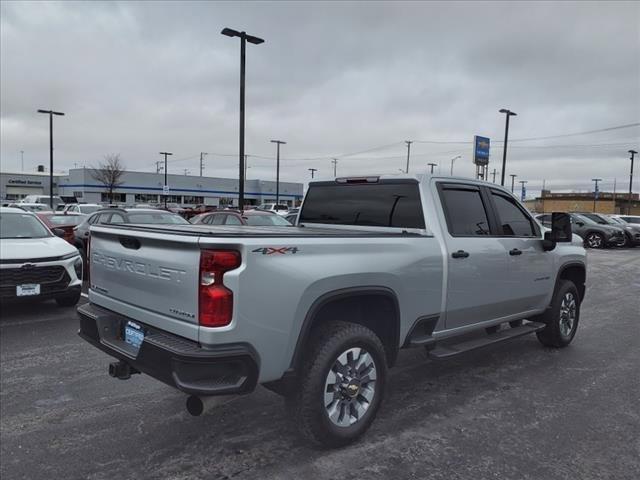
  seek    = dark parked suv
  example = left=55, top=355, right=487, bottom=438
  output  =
left=73, top=208, right=189, bottom=259
left=579, top=213, right=640, bottom=247
left=536, top=213, right=625, bottom=249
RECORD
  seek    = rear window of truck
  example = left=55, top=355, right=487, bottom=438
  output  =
left=299, top=181, right=425, bottom=229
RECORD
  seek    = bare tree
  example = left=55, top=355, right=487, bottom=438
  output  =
left=91, top=154, right=125, bottom=203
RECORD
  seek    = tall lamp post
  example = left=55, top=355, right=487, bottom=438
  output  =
left=450, top=155, right=461, bottom=176
left=308, top=168, right=317, bottom=179
left=499, top=108, right=517, bottom=186
left=427, top=163, right=437, bottom=174
left=37, top=109, right=65, bottom=208
left=629, top=150, right=637, bottom=215
left=405, top=140, right=413, bottom=174
left=510, top=174, right=517, bottom=193
left=159, top=151, right=173, bottom=208
left=591, top=178, right=602, bottom=212
left=270, top=140, right=286, bottom=205
left=221, top=27, right=265, bottom=210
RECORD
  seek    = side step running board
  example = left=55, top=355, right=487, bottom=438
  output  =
left=427, top=321, right=546, bottom=359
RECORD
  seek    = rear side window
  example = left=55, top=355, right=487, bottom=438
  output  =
left=490, top=191, right=536, bottom=236
left=299, top=182, right=425, bottom=229
left=439, top=186, right=490, bottom=236
left=225, top=215, right=242, bottom=225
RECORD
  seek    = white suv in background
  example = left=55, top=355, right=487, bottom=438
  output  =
left=0, top=207, right=82, bottom=306
left=62, top=203, right=102, bottom=215
left=257, top=203, right=289, bottom=215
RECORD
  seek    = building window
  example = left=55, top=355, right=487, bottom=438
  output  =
left=73, top=191, right=84, bottom=198
left=101, top=192, right=127, bottom=203
left=161, top=195, right=182, bottom=203
left=183, top=196, right=204, bottom=205
left=135, top=194, right=159, bottom=203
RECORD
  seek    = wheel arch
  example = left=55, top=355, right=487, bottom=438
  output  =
left=556, top=262, right=586, bottom=302
left=290, top=287, right=401, bottom=373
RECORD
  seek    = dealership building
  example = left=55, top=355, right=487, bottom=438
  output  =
left=1, top=168, right=304, bottom=207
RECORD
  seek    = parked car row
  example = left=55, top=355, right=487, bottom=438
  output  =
left=535, top=213, right=640, bottom=248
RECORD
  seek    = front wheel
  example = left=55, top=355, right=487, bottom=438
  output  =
left=585, top=232, right=604, bottom=249
left=286, top=321, right=387, bottom=448
left=536, top=280, right=580, bottom=348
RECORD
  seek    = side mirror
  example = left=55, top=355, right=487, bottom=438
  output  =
left=52, top=228, right=66, bottom=238
left=543, top=212, right=572, bottom=251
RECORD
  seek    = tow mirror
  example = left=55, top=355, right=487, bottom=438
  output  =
left=52, top=228, right=66, bottom=238
left=542, top=212, right=572, bottom=251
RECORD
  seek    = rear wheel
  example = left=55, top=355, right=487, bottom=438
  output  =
left=585, top=232, right=604, bottom=249
left=536, top=280, right=580, bottom=348
left=286, top=321, right=387, bottom=448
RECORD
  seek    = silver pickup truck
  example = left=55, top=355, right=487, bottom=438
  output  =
left=78, top=175, right=586, bottom=447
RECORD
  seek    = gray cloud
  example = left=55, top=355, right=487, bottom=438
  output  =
left=1, top=0, right=638, bottom=195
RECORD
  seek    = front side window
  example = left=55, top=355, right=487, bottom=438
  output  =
left=224, top=215, right=243, bottom=225
left=439, top=186, right=490, bottom=236
left=490, top=191, right=536, bottom=236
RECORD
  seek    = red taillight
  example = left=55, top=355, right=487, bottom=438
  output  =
left=199, top=250, right=241, bottom=327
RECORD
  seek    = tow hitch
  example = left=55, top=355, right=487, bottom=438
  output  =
left=108, top=360, right=139, bottom=380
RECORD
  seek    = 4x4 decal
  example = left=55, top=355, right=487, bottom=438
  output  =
left=252, top=247, right=299, bottom=255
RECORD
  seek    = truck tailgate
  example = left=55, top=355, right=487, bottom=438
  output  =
left=88, top=225, right=201, bottom=340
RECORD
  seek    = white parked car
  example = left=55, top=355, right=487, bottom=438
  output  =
left=257, top=203, right=289, bottom=215
left=0, top=207, right=83, bottom=306
left=8, top=202, right=53, bottom=213
left=20, top=194, right=65, bottom=209
left=62, top=203, right=102, bottom=215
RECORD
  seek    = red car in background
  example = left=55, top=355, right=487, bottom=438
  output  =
left=36, top=212, right=84, bottom=245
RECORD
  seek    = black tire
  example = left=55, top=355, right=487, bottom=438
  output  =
left=536, top=280, right=580, bottom=348
left=56, top=291, right=81, bottom=307
left=285, top=321, right=387, bottom=448
left=585, top=232, right=605, bottom=249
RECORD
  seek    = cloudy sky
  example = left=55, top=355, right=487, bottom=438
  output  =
left=1, top=0, right=639, bottom=195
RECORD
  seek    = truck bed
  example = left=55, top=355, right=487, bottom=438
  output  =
left=94, top=223, right=424, bottom=238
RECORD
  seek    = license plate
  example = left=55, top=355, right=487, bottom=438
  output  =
left=124, top=321, right=145, bottom=350
left=17, top=284, right=40, bottom=297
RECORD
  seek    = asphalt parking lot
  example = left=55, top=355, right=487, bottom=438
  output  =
left=1, top=249, right=639, bottom=480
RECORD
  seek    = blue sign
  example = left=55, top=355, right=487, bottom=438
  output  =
left=521, top=184, right=527, bottom=201
left=594, top=183, right=599, bottom=199
left=474, top=136, right=490, bottom=166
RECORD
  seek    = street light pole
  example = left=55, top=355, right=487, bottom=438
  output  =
left=510, top=174, right=517, bottom=193
left=199, top=152, right=208, bottom=177
left=629, top=150, right=637, bottom=215
left=37, top=109, right=65, bottom=208
left=491, top=169, right=499, bottom=183
left=20, top=150, right=24, bottom=171
left=332, top=158, right=338, bottom=177
left=519, top=180, right=528, bottom=202
left=159, top=151, right=173, bottom=208
left=427, top=163, right=437, bottom=174
left=308, top=168, right=317, bottom=179
left=499, top=108, right=517, bottom=186
left=405, top=141, right=413, bottom=174
left=221, top=27, right=264, bottom=211
left=450, top=155, right=461, bottom=176
left=591, top=178, right=602, bottom=212
left=270, top=140, right=286, bottom=205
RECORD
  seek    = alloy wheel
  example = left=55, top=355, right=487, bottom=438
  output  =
left=324, top=347, right=377, bottom=427
left=559, top=292, right=577, bottom=337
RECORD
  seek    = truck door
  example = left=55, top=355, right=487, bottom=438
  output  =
left=436, top=183, right=513, bottom=329
left=486, top=188, right=554, bottom=314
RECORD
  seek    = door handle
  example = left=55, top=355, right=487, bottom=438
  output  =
left=509, top=248, right=523, bottom=256
left=452, top=250, right=470, bottom=259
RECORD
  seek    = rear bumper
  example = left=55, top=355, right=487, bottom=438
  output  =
left=77, top=303, right=259, bottom=396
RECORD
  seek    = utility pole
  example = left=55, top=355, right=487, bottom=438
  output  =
left=270, top=140, right=286, bottom=205
left=183, top=169, right=190, bottom=176
left=199, top=152, right=208, bottom=177
left=592, top=178, right=602, bottom=212
left=405, top=140, right=413, bottom=174
left=221, top=28, right=265, bottom=211
left=628, top=150, right=637, bottom=215
left=519, top=180, right=528, bottom=202
left=499, top=108, right=517, bottom=186
left=244, top=155, right=249, bottom=180
left=308, top=168, right=317, bottom=179
left=427, top=163, right=437, bottom=174
left=37, top=109, right=65, bottom=208
left=331, top=158, right=338, bottom=177
left=159, top=151, right=173, bottom=208
left=510, top=174, right=517, bottom=193
left=20, top=150, right=24, bottom=171
left=491, top=168, right=499, bottom=183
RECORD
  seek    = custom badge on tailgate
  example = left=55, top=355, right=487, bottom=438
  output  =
left=252, top=247, right=299, bottom=255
